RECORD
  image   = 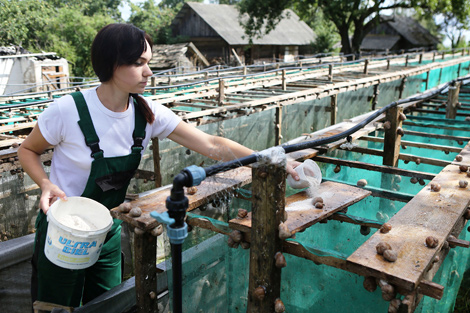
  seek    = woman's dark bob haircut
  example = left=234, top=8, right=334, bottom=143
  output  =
left=91, top=23, right=153, bottom=82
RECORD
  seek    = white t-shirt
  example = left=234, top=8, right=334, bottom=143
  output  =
left=38, top=88, right=181, bottom=197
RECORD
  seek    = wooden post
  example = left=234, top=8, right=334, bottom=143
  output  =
left=432, top=52, right=436, bottom=62
left=243, top=66, right=247, bottom=78
left=275, top=105, right=283, bottom=146
left=281, top=69, right=287, bottom=91
left=151, top=77, right=156, bottom=96
left=446, top=81, right=461, bottom=119
left=328, top=64, right=334, bottom=82
left=383, top=106, right=404, bottom=167
left=247, top=155, right=286, bottom=313
left=363, top=59, right=369, bottom=74
left=135, top=231, right=158, bottom=313
left=387, top=59, right=391, bottom=70
left=419, top=53, right=423, bottom=64
left=152, top=138, right=162, bottom=188
left=398, top=77, right=407, bottom=99
left=405, top=55, right=409, bottom=67
left=330, top=94, right=337, bottom=125
left=424, top=70, right=430, bottom=91
left=371, top=84, right=379, bottom=111
left=218, top=79, right=225, bottom=105
left=442, top=52, right=445, bottom=60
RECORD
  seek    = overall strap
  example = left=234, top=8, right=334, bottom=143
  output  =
left=71, top=92, right=104, bottom=160
left=131, top=99, right=147, bottom=154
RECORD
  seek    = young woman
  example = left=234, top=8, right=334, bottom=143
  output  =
left=18, top=23, right=299, bottom=308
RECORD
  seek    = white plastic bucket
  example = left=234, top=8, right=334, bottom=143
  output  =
left=44, top=197, right=113, bottom=270
left=287, top=159, right=322, bottom=189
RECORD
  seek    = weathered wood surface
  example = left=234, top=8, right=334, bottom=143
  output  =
left=247, top=163, right=285, bottom=312
left=229, top=181, right=371, bottom=235
left=347, top=164, right=470, bottom=294
left=451, top=140, right=470, bottom=167
left=111, top=166, right=252, bottom=230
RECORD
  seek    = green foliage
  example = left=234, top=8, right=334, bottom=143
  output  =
left=0, top=0, right=116, bottom=77
left=44, top=0, right=123, bottom=19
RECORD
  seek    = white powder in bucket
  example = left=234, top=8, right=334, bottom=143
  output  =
left=58, top=214, right=98, bottom=231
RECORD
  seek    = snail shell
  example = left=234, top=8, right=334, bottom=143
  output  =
left=129, top=207, right=142, bottom=217
left=430, top=183, right=441, bottom=192
left=426, top=236, right=439, bottom=248
left=459, top=180, right=468, bottom=188
left=237, top=208, right=248, bottom=218
left=357, top=179, right=368, bottom=187
left=118, top=202, right=132, bottom=213
left=253, top=286, right=266, bottom=301
left=380, top=223, right=392, bottom=234
left=376, top=242, right=392, bottom=255
left=456, top=155, right=463, bottom=162
left=274, top=252, right=287, bottom=268
left=363, top=276, right=377, bottom=292
left=460, top=165, right=468, bottom=172
left=186, top=186, right=198, bottom=195
left=274, top=298, right=286, bottom=313
left=383, top=250, right=398, bottom=262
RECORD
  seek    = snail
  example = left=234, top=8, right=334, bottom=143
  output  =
left=186, top=186, right=198, bottom=195
left=430, top=182, right=441, bottom=192
left=118, top=202, right=132, bottom=213
left=237, top=208, right=248, bottom=218
left=129, top=207, right=142, bottom=217
left=425, top=236, right=439, bottom=248
left=274, top=252, right=287, bottom=268
left=410, top=177, right=418, bottom=184
left=376, top=242, right=392, bottom=255
left=399, top=112, right=407, bottom=121
left=253, top=286, right=266, bottom=301
left=383, top=121, right=391, bottom=130
left=334, top=164, right=341, bottom=173
left=396, top=127, right=404, bottom=136
left=388, top=299, right=402, bottom=313
left=278, top=222, right=292, bottom=240
left=312, top=197, right=324, bottom=205
left=459, top=180, right=468, bottom=188
left=150, top=225, right=163, bottom=237
left=415, top=158, right=421, bottom=165
left=460, top=165, right=468, bottom=172
left=363, top=276, right=377, bottom=292
left=357, top=179, right=368, bottom=187
left=380, top=223, right=392, bottom=234
left=315, top=202, right=324, bottom=209
left=229, top=230, right=243, bottom=243
left=274, top=298, right=286, bottom=313
left=383, top=250, right=398, bottom=262
left=456, top=155, right=463, bottom=162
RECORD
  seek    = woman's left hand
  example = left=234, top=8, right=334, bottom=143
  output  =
left=287, top=159, right=301, bottom=181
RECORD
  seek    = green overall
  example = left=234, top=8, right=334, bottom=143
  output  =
left=31, top=92, right=146, bottom=307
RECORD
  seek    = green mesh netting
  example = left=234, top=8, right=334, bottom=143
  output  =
left=158, top=64, right=470, bottom=312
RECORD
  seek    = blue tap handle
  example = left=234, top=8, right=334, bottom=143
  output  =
left=150, top=211, right=175, bottom=225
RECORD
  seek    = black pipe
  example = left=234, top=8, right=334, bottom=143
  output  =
left=171, top=243, right=183, bottom=313
left=201, top=81, right=454, bottom=178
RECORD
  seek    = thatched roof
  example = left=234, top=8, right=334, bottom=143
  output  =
left=172, top=2, right=315, bottom=46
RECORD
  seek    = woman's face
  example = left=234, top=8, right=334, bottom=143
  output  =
left=111, top=40, right=153, bottom=94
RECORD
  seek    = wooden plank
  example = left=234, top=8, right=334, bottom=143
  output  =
left=313, top=155, right=436, bottom=180
left=347, top=164, right=470, bottom=293
left=451, top=140, right=470, bottom=167
left=229, top=181, right=371, bottom=235
left=111, top=166, right=252, bottom=230
left=359, top=136, right=461, bottom=153
left=404, top=130, right=470, bottom=142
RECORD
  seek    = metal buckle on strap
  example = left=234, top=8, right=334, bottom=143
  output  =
left=132, top=137, right=144, bottom=149
left=87, top=141, right=103, bottom=158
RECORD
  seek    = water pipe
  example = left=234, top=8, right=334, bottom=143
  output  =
left=151, top=78, right=466, bottom=312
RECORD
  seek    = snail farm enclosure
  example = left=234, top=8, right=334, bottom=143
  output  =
left=1, top=52, right=470, bottom=313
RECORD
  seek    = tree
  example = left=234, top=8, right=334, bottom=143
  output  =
left=0, top=0, right=116, bottom=77
left=238, top=0, right=470, bottom=55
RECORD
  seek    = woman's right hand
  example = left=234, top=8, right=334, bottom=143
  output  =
left=39, top=181, right=67, bottom=214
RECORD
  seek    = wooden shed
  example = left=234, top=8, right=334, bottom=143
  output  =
left=361, top=15, right=440, bottom=53
left=170, top=2, right=316, bottom=65
left=149, top=42, right=209, bottom=73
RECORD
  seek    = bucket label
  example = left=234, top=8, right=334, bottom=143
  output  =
left=57, top=236, right=97, bottom=256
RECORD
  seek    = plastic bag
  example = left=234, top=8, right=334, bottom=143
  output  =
left=286, top=159, right=322, bottom=189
